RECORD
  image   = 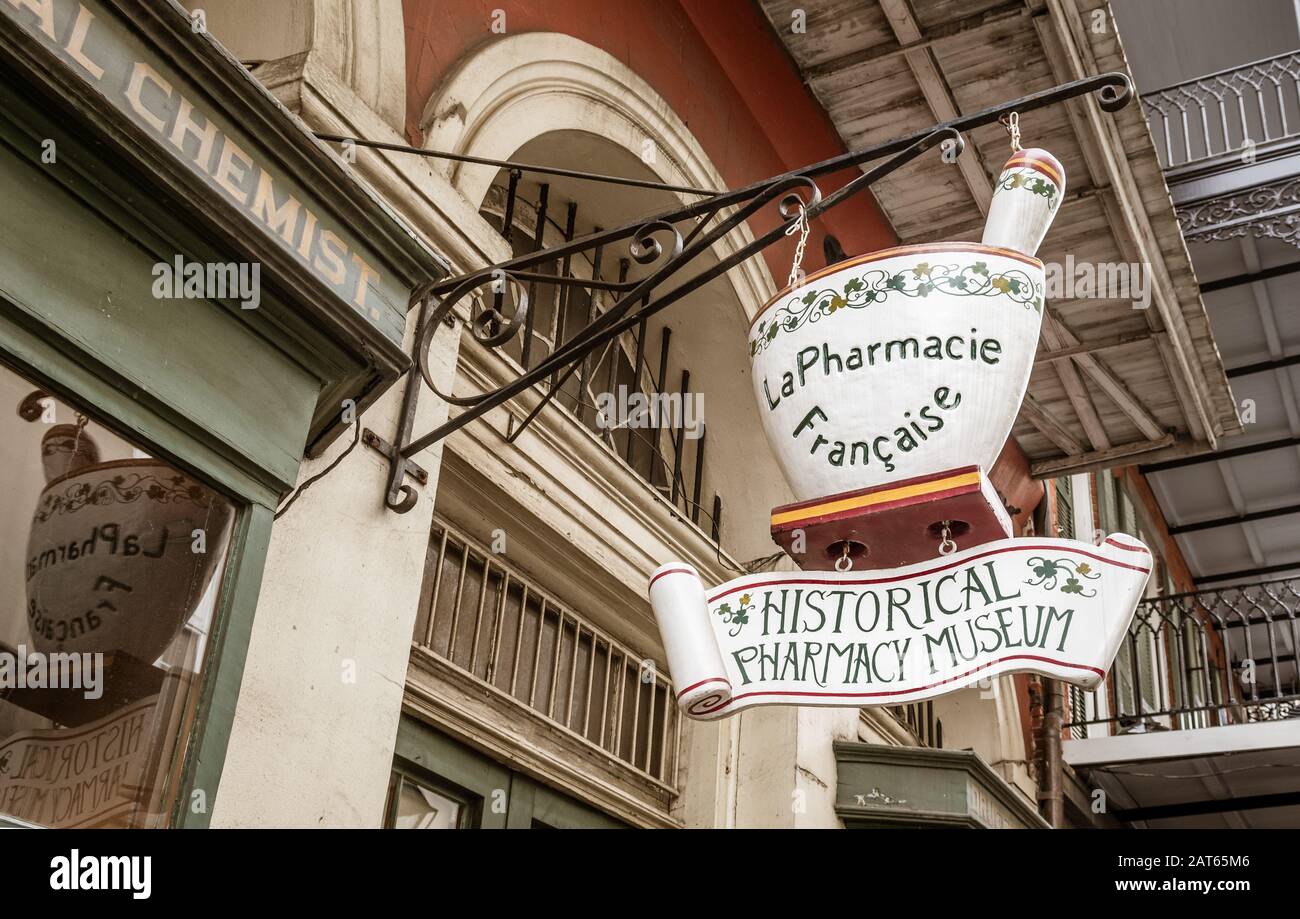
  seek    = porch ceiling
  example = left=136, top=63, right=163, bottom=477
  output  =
left=757, top=0, right=1243, bottom=477
left=1065, top=721, right=1300, bottom=827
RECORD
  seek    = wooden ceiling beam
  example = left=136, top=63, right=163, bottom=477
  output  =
left=1045, top=316, right=1165, bottom=441
left=877, top=0, right=993, bottom=214
left=804, top=1, right=1026, bottom=79
left=1040, top=314, right=1112, bottom=450
left=1021, top=394, right=1086, bottom=455
left=1034, top=330, right=1158, bottom=364
left=1030, top=433, right=1176, bottom=478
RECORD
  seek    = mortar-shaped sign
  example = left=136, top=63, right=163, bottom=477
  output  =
left=649, top=535, right=1151, bottom=720
left=26, top=458, right=233, bottom=663
left=651, top=145, right=1152, bottom=718
left=750, top=241, right=1044, bottom=500
left=750, top=147, right=1065, bottom=501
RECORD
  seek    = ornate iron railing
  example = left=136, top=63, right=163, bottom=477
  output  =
left=1142, top=50, right=1300, bottom=169
left=1065, top=577, right=1300, bottom=736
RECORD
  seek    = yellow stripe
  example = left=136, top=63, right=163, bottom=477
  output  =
left=1007, top=155, right=1061, bottom=184
left=771, top=470, right=982, bottom=528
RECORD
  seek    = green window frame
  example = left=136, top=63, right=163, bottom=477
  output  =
left=390, top=716, right=627, bottom=829
left=0, top=70, right=338, bottom=828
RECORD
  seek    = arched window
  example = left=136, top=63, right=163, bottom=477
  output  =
left=477, top=169, right=715, bottom=529
left=423, top=35, right=784, bottom=549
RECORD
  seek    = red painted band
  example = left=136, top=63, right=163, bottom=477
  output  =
left=706, top=542, right=1149, bottom=603
left=1005, top=160, right=1061, bottom=185
left=649, top=566, right=699, bottom=590
left=693, top=653, right=1102, bottom=715
left=676, top=676, right=731, bottom=699
left=771, top=464, right=980, bottom=514
left=771, top=483, right=976, bottom=531
left=1103, top=538, right=1150, bottom=554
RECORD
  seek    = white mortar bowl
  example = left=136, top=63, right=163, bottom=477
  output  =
left=25, top=459, right=234, bottom=662
left=748, top=242, right=1045, bottom=501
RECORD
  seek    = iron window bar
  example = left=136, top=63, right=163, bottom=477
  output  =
left=332, top=72, right=1134, bottom=513
left=480, top=181, right=726, bottom=542
left=416, top=516, right=681, bottom=792
left=1064, top=576, right=1300, bottom=734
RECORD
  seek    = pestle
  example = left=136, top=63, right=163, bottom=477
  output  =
left=41, top=423, right=100, bottom=483
left=980, top=148, right=1065, bottom=259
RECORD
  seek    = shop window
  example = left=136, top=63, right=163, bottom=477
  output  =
left=383, top=767, right=474, bottom=829
left=0, top=362, right=235, bottom=827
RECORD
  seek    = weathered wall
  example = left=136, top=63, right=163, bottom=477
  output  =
left=211, top=312, right=460, bottom=828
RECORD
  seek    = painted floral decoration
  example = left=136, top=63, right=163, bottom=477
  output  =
left=714, top=592, right=755, bottom=637
left=751, top=260, right=1043, bottom=356
left=1024, top=557, right=1101, bottom=597
left=35, top=471, right=216, bottom=523
left=993, top=167, right=1059, bottom=210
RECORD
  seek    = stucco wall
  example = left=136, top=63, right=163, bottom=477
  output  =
left=211, top=310, right=460, bottom=828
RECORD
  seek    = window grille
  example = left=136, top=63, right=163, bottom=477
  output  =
left=477, top=179, right=724, bottom=544
left=412, top=517, right=680, bottom=792
left=1068, top=684, right=1089, bottom=739
left=890, top=701, right=942, bottom=748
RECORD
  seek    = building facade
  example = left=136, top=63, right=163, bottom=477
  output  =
left=0, top=0, right=1292, bottom=830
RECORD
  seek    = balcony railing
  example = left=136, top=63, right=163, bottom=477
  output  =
left=1065, top=577, right=1300, bottom=737
left=413, top=516, right=681, bottom=793
left=1142, top=51, right=1300, bottom=169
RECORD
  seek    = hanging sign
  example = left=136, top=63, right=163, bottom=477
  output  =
left=649, top=534, right=1150, bottom=720
left=643, top=125, right=1149, bottom=720
left=0, top=696, right=157, bottom=828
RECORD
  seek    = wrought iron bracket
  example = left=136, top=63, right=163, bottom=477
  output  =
left=364, top=427, right=427, bottom=507
left=374, top=72, right=1134, bottom=513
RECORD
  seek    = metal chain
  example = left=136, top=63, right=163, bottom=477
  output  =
left=785, top=203, right=811, bottom=289
left=938, top=521, right=957, bottom=556
left=835, top=542, right=853, bottom=573
left=999, top=111, right=1022, bottom=152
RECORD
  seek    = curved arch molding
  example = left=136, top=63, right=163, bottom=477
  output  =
left=418, top=32, right=776, bottom=318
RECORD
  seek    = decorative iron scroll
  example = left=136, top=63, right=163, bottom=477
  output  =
left=1177, top=176, right=1300, bottom=247
left=378, top=73, right=1134, bottom=512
